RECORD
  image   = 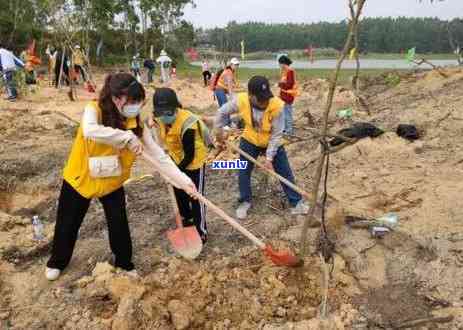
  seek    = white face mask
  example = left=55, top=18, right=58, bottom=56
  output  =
left=121, top=103, right=141, bottom=118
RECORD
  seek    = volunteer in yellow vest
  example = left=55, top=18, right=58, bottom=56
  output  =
left=214, top=76, right=309, bottom=220
left=213, top=57, right=240, bottom=108
left=150, top=88, right=209, bottom=242
left=72, top=45, right=87, bottom=83
left=45, top=73, right=197, bottom=281
left=277, top=55, right=298, bottom=135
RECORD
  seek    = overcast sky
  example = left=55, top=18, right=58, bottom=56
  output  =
left=183, top=0, right=462, bottom=28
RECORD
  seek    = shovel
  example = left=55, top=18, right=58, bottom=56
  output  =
left=146, top=129, right=203, bottom=260
left=123, top=172, right=203, bottom=259
left=142, top=151, right=302, bottom=267
left=166, top=183, right=203, bottom=259
left=194, top=190, right=303, bottom=267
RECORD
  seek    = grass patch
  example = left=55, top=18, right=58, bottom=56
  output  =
left=176, top=62, right=392, bottom=85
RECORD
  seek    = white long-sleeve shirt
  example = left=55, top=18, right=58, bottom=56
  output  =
left=81, top=104, right=193, bottom=190
left=0, top=48, right=24, bottom=71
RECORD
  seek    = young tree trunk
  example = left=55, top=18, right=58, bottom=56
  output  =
left=299, top=0, right=367, bottom=255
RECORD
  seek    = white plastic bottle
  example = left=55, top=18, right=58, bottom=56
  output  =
left=32, top=215, right=44, bottom=241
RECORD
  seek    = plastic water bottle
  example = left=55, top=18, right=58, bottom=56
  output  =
left=370, top=226, right=390, bottom=238
left=32, top=215, right=44, bottom=241
left=374, top=213, right=399, bottom=229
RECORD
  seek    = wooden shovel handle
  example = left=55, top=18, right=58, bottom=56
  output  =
left=149, top=128, right=183, bottom=228
left=141, top=151, right=266, bottom=249
left=227, top=142, right=311, bottom=200
left=167, top=184, right=183, bottom=228
left=193, top=193, right=266, bottom=249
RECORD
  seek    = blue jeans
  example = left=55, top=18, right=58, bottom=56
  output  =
left=283, top=103, right=294, bottom=134
left=3, top=70, right=17, bottom=98
left=214, top=88, right=228, bottom=107
left=238, top=138, right=302, bottom=207
left=215, top=88, right=231, bottom=125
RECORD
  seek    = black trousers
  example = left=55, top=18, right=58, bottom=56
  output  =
left=54, top=63, right=69, bottom=88
left=202, top=71, right=211, bottom=87
left=173, top=165, right=207, bottom=240
left=47, top=180, right=134, bottom=271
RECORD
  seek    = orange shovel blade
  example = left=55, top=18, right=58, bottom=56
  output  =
left=264, top=245, right=303, bottom=267
left=167, top=226, right=203, bottom=260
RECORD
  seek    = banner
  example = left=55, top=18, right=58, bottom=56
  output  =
left=406, top=47, right=416, bottom=63
left=186, top=48, right=199, bottom=61
left=349, top=47, right=357, bottom=60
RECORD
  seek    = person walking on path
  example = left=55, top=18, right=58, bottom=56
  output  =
left=212, top=57, right=240, bottom=107
left=156, top=50, right=172, bottom=84
left=72, top=45, right=88, bottom=83
left=150, top=88, right=210, bottom=243
left=143, top=57, right=156, bottom=84
left=45, top=73, right=197, bottom=281
left=130, top=54, right=141, bottom=81
left=214, top=75, right=309, bottom=220
left=54, top=48, right=71, bottom=88
left=202, top=59, right=211, bottom=87
left=46, top=45, right=57, bottom=86
left=277, top=55, right=299, bottom=135
left=0, top=43, right=24, bottom=101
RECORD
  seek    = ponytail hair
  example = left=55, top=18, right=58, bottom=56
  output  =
left=98, top=73, right=145, bottom=137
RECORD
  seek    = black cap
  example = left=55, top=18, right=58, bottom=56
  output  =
left=248, top=76, right=273, bottom=102
left=153, top=88, right=181, bottom=116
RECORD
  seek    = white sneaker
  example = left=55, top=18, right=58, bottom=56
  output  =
left=45, top=267, right=61, bottom=281
left=236, top=202, right=252, bottom=220
left=291, top=200, right=310, bottom=215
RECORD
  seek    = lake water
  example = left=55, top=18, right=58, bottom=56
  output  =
left=192, top=59, right=457, bottom=70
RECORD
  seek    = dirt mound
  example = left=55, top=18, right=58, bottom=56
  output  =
left=1, top=68, right=463, bottom=329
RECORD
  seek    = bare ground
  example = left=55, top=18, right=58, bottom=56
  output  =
left=0, top=68, right=462, bottom=329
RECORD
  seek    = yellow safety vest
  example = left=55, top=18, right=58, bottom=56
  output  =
left=63, top=101, right=137, bottom=199
left=238, top=93, right=284, bottom=148
left=280, top=68, right=300, bottom=97
left=216, top=68, right=235, bottom=92
left=72, top=50, right=85, bottom=66
left=156, top=109, right=208, bottom=170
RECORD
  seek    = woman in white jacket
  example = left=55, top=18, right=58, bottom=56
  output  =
left=45, top=73, right=196, bottom=280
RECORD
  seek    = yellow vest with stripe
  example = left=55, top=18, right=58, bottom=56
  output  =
left=216, top=68, right=235, bottom=92
left=238, top=93, right=284, bottom=148
left=63, top=101, right=137, bottom=199
left=280, top=68, right=300, bottom=97
left=157, top=109, right=208, bottom=170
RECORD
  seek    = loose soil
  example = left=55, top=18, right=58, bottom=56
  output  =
left=1, top=67, right=462, bottom=329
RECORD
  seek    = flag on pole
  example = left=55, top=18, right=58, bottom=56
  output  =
left=241, top=40, right=245, bottom=60
left=349, top=47, right=357, bottom=60
left=406, top=47, right=416, bottom=63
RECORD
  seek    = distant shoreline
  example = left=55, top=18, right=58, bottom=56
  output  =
left=196, top=50, right=458, bottom=61
left=190, top=58, right=459, bottom=70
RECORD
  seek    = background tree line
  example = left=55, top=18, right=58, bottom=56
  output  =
left=201, top=17, right=463, bottom=54
left=0, top=0, right=196, bottom=64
